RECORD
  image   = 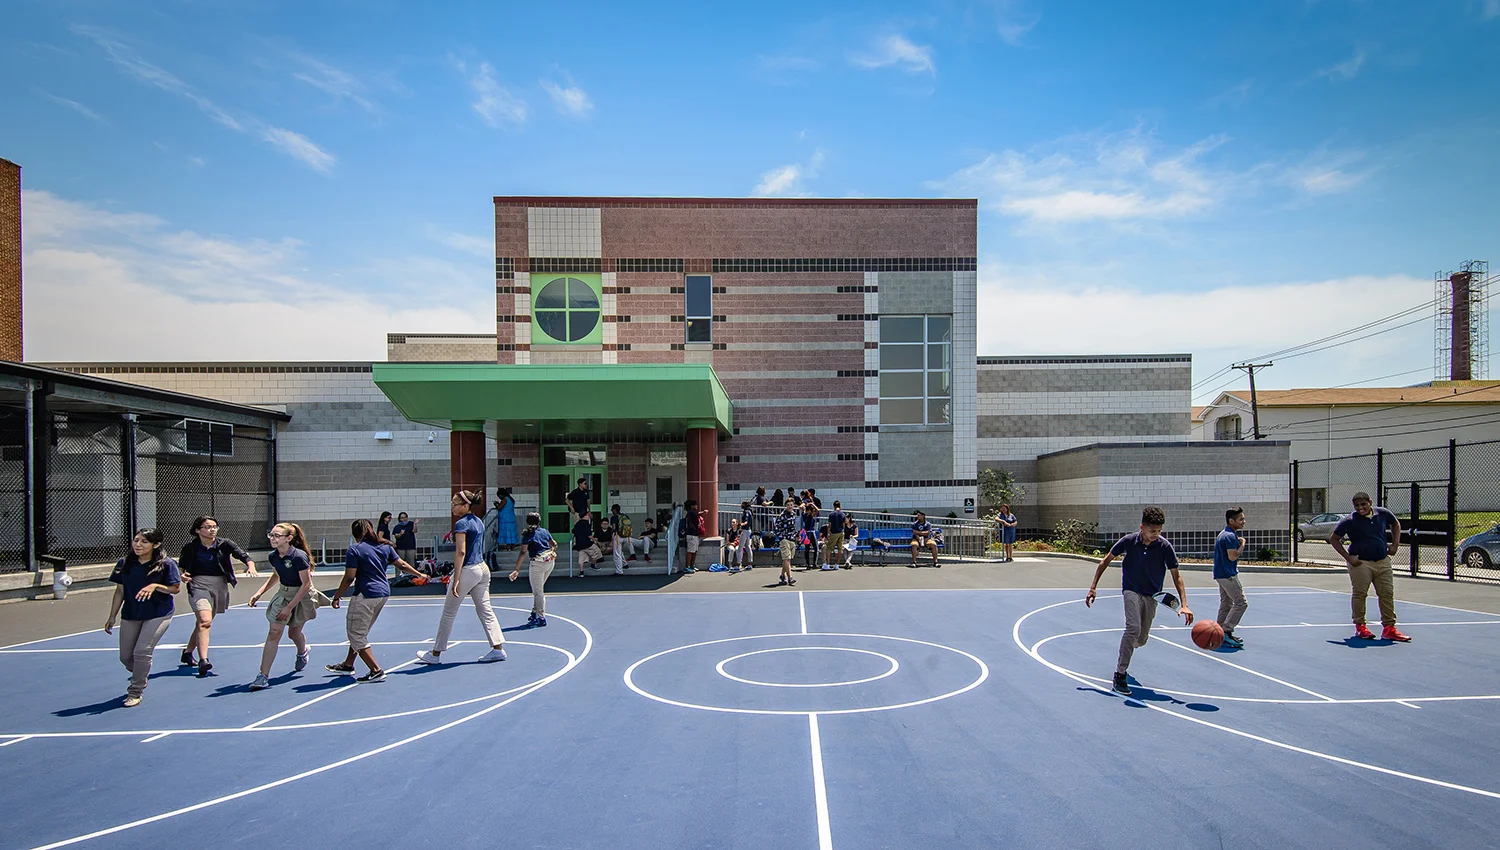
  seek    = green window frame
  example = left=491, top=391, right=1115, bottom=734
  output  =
left=531, top=273, right=603, bottom=345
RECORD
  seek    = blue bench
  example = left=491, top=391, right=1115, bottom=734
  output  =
left=854, top=527, right=945, bottom=564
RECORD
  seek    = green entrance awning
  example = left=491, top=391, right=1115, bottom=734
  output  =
left=371, top=363, right=733, bottom=440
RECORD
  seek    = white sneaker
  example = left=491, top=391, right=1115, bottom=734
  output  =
left=477, top=647, right=507, bottom=663
left=249, top=673, right=270, bottom=691
left=415, top=650, right=441, bottom=665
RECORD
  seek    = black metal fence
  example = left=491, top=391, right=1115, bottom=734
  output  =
left=0, top=408, right=275, bottom=573
left=1291, top=438, right=1500, bottom=581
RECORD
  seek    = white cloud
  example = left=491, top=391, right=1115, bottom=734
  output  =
left=986, top=0, right=1041, bottom=45
left=541, top=75, right=593, bottom=117
left=1314, top=48, right=1367, bottom=82
left=285, top=51, right=379, bottom=114
left=20, top=190, right=490, bottom=361
left=753, top=149, right=826, bottom=197
left=460, top=60, right=527, bottom=128
left=35, top=88, right=108, bottom=124
left=427, top=226, right=493, bottom=257
left=850, top=34, right=935, bottom=73
left=1281, top=148, right=1372, bottom=196
left=938, top=131, right=1230, bottom=224
left=261, top=127, right=336, bottom=173
left=1206, top=78, right=1254, bottom=109
left=1487, top=0, right=1500, bottom=19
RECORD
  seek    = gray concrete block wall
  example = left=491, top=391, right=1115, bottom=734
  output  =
left=876, top=272, right=956, bottom=314
left=879, top=429, right=956, bottom=481
left=979, top=413, right=1186, bottom=439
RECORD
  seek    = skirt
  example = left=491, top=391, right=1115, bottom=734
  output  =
left=188, top=574, right=231, bottom=615
left=266, top=584, right=319, bottom=628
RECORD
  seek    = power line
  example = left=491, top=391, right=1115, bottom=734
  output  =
left=1285, top=409, right=1500, bottom=442
left=1261, top=382, right=1500, bottom=433
left=1268, top=405, right=1500, bottom=438
left=1269, top=314, right=1432, bottom=363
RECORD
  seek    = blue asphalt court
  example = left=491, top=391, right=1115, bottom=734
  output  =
left=3, top=585, right=1499, bottom=850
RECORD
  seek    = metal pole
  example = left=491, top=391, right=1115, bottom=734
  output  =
left=1290, top=460, right=1299, bottom=565
left=22, top=379, right=34, bottom=571
left=1448, top=438, right=1458, bottom=581
left=123, top=414, right=138, bottom=539
left=267, top=423, right=278, bottom=530
left=1409, top=481, right=1419, bottom=578
left=209, top=444, right=216, bottom=516
left=1234, top=362, right=1273, bottom=439
left=1375, top=447, right=1384, bottom=506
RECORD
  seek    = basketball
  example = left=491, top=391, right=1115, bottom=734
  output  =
left=1192, top=620, right=1225, bottom=650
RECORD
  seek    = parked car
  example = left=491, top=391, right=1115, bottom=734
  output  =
left=1296, top=512, right=1345, bottom=543
left=1457, top=524, right=1500, bottom=570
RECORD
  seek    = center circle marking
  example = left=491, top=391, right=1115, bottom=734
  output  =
left=715, top=646, right=899, bottom=688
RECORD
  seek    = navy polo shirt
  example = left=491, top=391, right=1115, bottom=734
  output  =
left=393, top=520, right=416, bottom=549
left=828, top=510, right=846, bottom=535
left=913, top=520, right=933, bottom=535
left=454, top=513, right=485, bottom=567
left=345, top=541, right=397, bottom=598
left=1213, top=527, right=1241, bottom=579
left=1333, top=507, right=1398, bottom=561
left=270, top=547, right=311, bottom=586
left=1111, top=532, right=1180, bottom=596
left=110, top=557, right=181, bottom=621
left=524, top=527, right=556, bottom=558
left=567, top=487, right=591, bottom=516
left=573, top=519, right=595, bottom=550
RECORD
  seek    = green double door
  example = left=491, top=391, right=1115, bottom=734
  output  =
left=541, top=445, right=607, bottom=535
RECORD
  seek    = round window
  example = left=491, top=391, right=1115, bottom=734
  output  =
left=534, top=277, right=601, bottom=343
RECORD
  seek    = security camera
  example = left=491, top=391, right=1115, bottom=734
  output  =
left=427, top=431, right=436, bottom=443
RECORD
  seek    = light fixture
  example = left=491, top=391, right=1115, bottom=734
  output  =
left=373, top=431, right=393, bottom=441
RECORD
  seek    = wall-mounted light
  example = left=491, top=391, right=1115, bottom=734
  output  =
left=373, top=432, right=393, bottom=441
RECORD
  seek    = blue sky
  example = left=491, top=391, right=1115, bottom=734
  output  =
left=3, top=0, right=1498, bottom=403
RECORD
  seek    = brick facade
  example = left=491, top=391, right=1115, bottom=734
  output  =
left=0, top=159, right=21, bottom=362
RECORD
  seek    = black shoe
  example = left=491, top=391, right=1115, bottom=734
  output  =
left=180, top=647, right=195, bottom=666
left=197, top=660, right=213, bottom=678
left=357, top=669, right=386, bottom=683
left=1112, top=673, right=1131, bottom=696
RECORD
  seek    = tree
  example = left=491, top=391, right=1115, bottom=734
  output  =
left=978, top=467, right=1025, bottom=509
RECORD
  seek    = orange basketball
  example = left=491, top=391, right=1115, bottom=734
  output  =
left=1192, top=620, right=1224, bottom=650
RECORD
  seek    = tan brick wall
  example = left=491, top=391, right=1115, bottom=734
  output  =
left=0, top=158, right=21, bottom=362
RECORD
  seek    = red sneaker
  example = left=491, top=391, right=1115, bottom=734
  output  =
left=643, top=555, right=652, bottom=562
left=1353, top=624, right=1376, bottom=640
left=1382, top=626, right=1412, bottom=642
left=627, top=555, right=637, bottom=562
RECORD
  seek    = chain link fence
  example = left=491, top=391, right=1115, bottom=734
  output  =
left=1292, top=438, right=1500, bottom=581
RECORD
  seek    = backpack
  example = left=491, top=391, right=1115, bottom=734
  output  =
left=620, top=515, right=633, bottom=538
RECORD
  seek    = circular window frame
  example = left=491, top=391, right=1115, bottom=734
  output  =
left=531, top=274, right=603, bottom=345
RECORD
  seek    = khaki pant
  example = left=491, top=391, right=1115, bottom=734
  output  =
left=433, top=563, right=504, bottom=652
left=825, top=533, right=845, bottom=565
left=1349, top=557, right=1398, bottom=627
left=1117, top=590, right=1158, bottom=675
left=528, top=555, right=557, bottom=617
left=344, top=594, right=388, bottom=651
left=1215, top=575, right=1248, bottom=632
left=118, top=615, right=172, bottom=698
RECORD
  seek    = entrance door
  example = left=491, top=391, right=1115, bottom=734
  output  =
left=647, top=446, right=686, bottom=530
left=541, top=446, right=607, bottom=536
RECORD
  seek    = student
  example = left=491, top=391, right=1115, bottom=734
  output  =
left=392, top=512, right=418, bottom=568
left=626, top=517, right=656, bottom=563
left=996, top=504, right=1019, bottom=563
left=495, top=488, right=520, bottom=551
left=327, top=518, right=422, bottom=682
left=771, top=488, right=785, bottom=508
left=824, top=500, right=847, bottom=571
left=178, top=515, right=257, bottom=678
left=751, top=486, right=769, bottom=534
left=910, top=511, right=940, bottom=568
left=801, top=501, right=820, bottom=571
left=417, top=490, right=507, bottom=665
left=1329, top=492, right=1410, bottom=642
left=724, top=519, right=744, bottom=572
left=737, top=500, right=756, bottom=569
left=567, top=477, right=592, bottom=523
left=607, top=504, right=631, bottom=573
left=1213, top=507, right=1249, bottom=649
left=573, top=516, right=604, bottom=576
left=510, top=512, right=557, bottom=627
left=773, top=503, right=799, bottom=587
left=807, top=488, right=822, bottom=509
left=682, top=499, right=703, bottom=573
left=1085, top=505, right=1195, bottom=697
left=816, top=524, right=831, bottom=571
left=247, top=522, right=319, bottom=690
left=104, top=529, right=182, bottom=707
left=596, top=514, right=624, bottom=576
left=376, top=511, right=395, bottom=548
left=841, top=517, right=859, bottom=568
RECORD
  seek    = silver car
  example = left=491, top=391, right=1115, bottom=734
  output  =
left=1458, top=524, right=1500, bottom=570
left=1296, top=512, right=1344, bottom=543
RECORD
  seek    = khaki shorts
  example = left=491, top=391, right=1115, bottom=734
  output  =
left=188, top=574, right=231, bottom=615
left=344, top=594, right=388, bottom=651
left=266, top=584, right=318, bottom=628
left=779, top=538, right=797, bottom=560
left=578, top=544, right=603, bottom=564
left=686, top=535, right=701, bottom=554
left=827, top=532, right=845, bottom=553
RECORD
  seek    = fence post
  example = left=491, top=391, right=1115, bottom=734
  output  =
left=208, top=444, right=216, bottom=516
left=23, top=379, right=34, bottom=570
left=1409, top=481, right=1419, bottom=578
left=1447, top=438, right=1457, bottom=581
left=1290, top=460, right=1299, bottom=564
left=122, top=414, right=138, bottom=540
left=1375, top=447, right=1384, bottom=505
left=268, top=423, right=278, bottom=532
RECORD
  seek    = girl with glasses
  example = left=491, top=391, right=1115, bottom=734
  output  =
left=246, top=523, right=320, bottom=690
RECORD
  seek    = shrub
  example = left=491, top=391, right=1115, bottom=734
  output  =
left=1051, top=518, right=1097, bottom=553
left=1257, top=547, right=1282, bottom=561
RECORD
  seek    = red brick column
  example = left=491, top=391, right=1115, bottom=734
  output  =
left=686, top=426, right=718, bottom=537
left=0, top=158, right=22, bottom=362
left=450, top=422, right=487, bottom=501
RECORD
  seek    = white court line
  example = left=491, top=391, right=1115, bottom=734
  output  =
left=25, top=619, right=593, bottom=850
left=141, top=733, right=170, bottom=743
left=0, top=735, right=31, bottom=747
left=1397, top=701, right=1421, bottom=710
left=1156, top=638, right=1336, bottom=701
left=808, top=714, right=834, bottom=850
left=799, top=592, right=808, bottom=635
left=238, top=650, right=437, bottom=731
left=1014, top=598, right=1500, bottom=801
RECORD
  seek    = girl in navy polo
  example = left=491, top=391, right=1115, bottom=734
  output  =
left=178, top=515, right=257, bottom=678
left=247, top=522, right=320, bottom=690
left=511, top=512, right=557, bottom=627
left=104, top=528, right=182, bottom=707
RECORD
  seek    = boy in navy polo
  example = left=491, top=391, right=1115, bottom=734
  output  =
left=573, top=517, right=604, bottom=575
left=1213, top=507, right=1249, bottom=649
left=1330, top=492, right=1410, bottom=642
left=1086, top=505, right=1194, bottom=696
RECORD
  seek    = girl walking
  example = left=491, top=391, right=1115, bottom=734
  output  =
left=417, top=490, right=507, bottom=665
left=247, top=522, right=319, bottom=690
left=328, top=518, right=422, bottom=682
left=179, top=515, right=257, bottom=678
left=510, top=512, right=557, bottom=627
left=104, top=529, right=182, bottom=707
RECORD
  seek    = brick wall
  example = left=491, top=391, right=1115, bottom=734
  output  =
left=0, top=158, right=21, bottom=362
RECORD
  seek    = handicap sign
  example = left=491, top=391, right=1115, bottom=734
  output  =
left=963, top=498, right=975, bottom=514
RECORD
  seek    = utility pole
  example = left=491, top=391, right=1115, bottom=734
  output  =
left=1233, top=362, right=1273, bottom=439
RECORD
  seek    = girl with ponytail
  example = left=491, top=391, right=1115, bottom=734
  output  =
left=247, top=522, right=321, bottom=690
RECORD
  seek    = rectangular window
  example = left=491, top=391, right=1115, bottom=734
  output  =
left=878, top=315, right=952, bottom=426
left=685, top=274, right=712, bottom=343
left=183, top=419, right=233, bottom=456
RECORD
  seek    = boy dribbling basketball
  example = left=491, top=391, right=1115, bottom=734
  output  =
left=1085, top=505, right=1194, bottom=696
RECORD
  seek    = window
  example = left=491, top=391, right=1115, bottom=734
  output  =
left=183, top=419, right=233, bottom=456
left=1214, top=415, right=1243, bottom=441
left=878, top=315, right=951, bottom=425
left=685, top=274, right=712, bottom=343
left=532, top=274, right=603, bottom=344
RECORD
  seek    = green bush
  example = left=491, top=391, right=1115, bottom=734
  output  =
left=1257, top=547, right=1282, bottom=561
left=1051, top=519, right=1098, bottom=554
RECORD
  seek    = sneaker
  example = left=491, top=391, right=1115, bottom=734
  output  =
left=294, top=651, right=309, bottom=672
left=415, top=650, right=442, bottom=665
left=478, top=647, right=508, bottom=663
left=196, top=660, right=213, bottom=678
left=683, top=566, right=696, bottom=573
left=1382, top=626, right=1412, bottom=643
left=357, top=669, right=386, bottom=683
left=627, top=555, right=638, bottom=562
left=1353, top=624, right=1376, bottom=640
left=908, top=562, right=919, bottom=569
left=249, top=674, right=270, bottom=691
left=123, top=695, right=141, bottom=708
left=534, top=617, right=547, bottom=627
left=614, top=568, right=624, bottom=575
left=325, top=663, right=356, bottom=674
left=180, top=647, right=195, bottom=666
left=1112, top=673, right=1131, bottom=696
left=788, top=579, right=796, bottom=586
left=777, top=578, right=788, bottom=586
left=643, top=555, right=652, bottom=562
left=743, top=565, right=752, bottom=570
left=1220, top=633, right=1244, bottom=650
